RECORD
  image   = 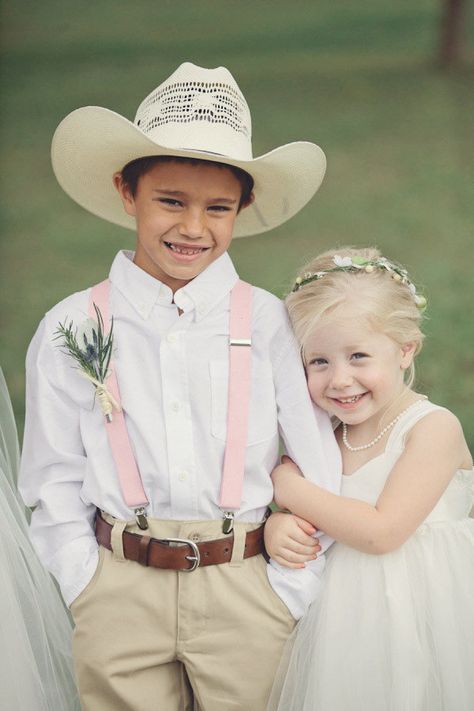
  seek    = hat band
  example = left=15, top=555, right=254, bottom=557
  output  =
left=142, top=121, right=254, bottom=161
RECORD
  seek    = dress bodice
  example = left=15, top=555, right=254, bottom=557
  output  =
left=341, top=400, right=474, bottom=523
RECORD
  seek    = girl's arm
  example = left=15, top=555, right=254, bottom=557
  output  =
left=272, top=410, right=471, bottom=555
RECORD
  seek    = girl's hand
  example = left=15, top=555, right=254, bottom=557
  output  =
left=271, top=456, right=304, bottom=510
left=264, top=511, right=320, bottom=569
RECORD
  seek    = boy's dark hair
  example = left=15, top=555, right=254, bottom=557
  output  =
left=120, top=155, right=254, bottom=211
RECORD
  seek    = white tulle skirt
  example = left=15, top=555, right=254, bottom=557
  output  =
left=0, top=369, right=80, bottom=710
left=268, top=520, right=474, bottom=711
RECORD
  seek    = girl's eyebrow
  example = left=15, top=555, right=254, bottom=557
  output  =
left=152, top=189, right=237, bottom=204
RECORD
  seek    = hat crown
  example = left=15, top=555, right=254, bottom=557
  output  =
left=133, top=63, right=253, bottom=160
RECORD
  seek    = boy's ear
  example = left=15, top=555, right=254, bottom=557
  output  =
left=239, top=191, right=255, bottom=211
left=400, top=341, right=417, bottom=369
left=113, top=172, right=136, bottom=217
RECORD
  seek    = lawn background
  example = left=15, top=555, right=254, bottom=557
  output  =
left=1, top=0, right=473, bottom=450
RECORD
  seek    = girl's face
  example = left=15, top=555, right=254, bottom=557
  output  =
left=304, top=314, right=415, bottom=428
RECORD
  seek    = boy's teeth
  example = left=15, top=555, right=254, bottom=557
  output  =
left=339, top=395, right=362, bottom=403
left=167, top=242, right=204, bottom=255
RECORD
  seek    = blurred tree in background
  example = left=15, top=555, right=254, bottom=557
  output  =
left=438, top=0, right=468, bottom=67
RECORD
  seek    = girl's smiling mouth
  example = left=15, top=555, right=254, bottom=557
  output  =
left=330, top=392, right=368, bottom=409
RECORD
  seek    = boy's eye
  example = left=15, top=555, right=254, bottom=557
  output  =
left=156, top=198, right=183, bottom=207
left=208, top=205, right=232, bottom=212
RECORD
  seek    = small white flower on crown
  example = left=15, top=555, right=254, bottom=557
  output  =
left=333, top=255, right=353, bottom=268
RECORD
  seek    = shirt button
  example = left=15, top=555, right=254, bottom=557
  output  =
left=167, top=333, right=176, bottom=343
left=190, top=533, right=200, bottom=542
left=171, top=401, right=180, bottom=412
left=178, top=471, right=188, bottom=482
left=197, top=301, right=206, bottom=315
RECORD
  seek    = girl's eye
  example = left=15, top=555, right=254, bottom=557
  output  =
left=309, top=357, right=328, bottom=366
left=351, top=352, right=368, bottom=360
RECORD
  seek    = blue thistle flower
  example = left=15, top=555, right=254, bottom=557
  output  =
left=83, top=342, right=98, bottom=363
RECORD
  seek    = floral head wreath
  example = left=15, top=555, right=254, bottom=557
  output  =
left=292, top=254, right=427, bottom=310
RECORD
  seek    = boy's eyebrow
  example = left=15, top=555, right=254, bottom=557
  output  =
left=152, top=189, right=237, bottom=204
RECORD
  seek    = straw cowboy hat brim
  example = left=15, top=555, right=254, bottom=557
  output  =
left=51, top=106, right=326, bottom=238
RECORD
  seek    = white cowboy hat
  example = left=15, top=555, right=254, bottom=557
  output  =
left=51, top=62, right=326, bottom=238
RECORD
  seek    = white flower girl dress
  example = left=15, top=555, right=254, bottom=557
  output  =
left=269, top=400, right=474, bottom=711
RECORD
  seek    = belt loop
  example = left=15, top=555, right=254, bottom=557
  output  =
left=111, top=519, right=128, bottom=562
left=229, top=525, right=246, bottom=567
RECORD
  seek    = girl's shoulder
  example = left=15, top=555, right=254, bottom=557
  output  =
left=404, top=402, right=472, bottom=471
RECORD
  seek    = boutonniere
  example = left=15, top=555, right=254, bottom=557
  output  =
left=54, top=305, right=120, bottom=422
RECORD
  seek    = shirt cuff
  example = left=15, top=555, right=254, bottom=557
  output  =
left=47, top=535, right=99, bottom=608
left=266, top=556, right=326, bottom=620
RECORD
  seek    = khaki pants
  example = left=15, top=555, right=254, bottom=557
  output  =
left=71, top=516, right=295, bottom=711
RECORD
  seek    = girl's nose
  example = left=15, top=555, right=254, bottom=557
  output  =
left=330, top=365, right=353, bottom=390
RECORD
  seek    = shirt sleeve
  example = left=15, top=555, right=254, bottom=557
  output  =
left=267, top=308, right=342, bottom=619
left=18, top=317, right=99, bottom=607
left=273, top=315, right=341, bottom=496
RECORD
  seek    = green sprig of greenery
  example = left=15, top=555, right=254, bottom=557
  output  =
left=54, top=304, right=114, bottom=383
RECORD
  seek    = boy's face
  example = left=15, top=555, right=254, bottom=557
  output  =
left=114, top=161, right=247, bottom=292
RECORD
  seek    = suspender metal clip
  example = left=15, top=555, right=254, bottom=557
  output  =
left=134, top=507, right=149, bottom=530
left=222, top=511, right=235, bottom=534
left=229, top=338, right=252, bottom=347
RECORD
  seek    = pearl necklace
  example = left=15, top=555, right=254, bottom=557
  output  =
left=342, top=398, right=427, bottom=452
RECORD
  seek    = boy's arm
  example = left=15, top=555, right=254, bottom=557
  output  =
left=265, top=316, right=342, bottom=619
left=273, top=323, right=342, bottom=503
left=19, top=318, right=99, bottom=607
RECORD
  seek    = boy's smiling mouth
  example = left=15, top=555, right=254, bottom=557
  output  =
left=163, top=241, right=210, bottom=257
left=163, top=240, right=210, bottom=262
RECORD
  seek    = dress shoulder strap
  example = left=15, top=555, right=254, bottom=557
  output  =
left=386, top=399, right=446, bottom=451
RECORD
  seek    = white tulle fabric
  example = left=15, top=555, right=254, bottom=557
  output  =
left=0, top=370, right=80, bottom=710
left=269, top=401, right=474, bottom=711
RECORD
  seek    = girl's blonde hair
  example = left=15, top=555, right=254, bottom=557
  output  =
left=285, top=247, right=425, bottom=388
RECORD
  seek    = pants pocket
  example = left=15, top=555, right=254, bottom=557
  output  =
left=70, top=545, right=106, bottom=614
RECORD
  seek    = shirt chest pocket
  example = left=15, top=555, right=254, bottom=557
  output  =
left=209, top=359, right=278, bottom=445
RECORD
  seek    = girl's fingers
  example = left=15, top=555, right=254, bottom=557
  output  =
left=272, top=550, right=317, bottom=568
left=279, top=547, right=317, bottom=564
left=292, top=515, right=317, bottom=536
left=290, top=531, right=320, bottom=547
left=288, top=526, right=320, bottom=547
left=285, top=540, right=320, bottom=556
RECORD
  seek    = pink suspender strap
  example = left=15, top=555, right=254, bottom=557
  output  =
left=89, top=280, right=149, bottom=526
left=219, top=280, right=253, bottom=520
left=89, top=277, right=252, bottom=532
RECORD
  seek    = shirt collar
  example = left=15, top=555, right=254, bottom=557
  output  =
left=174, top=252, right=239, bottom=320
left=109, top=250, right=239, bottom=321
left=109, top=251, right=174, bottom=319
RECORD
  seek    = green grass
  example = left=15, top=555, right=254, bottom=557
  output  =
left=1, top=0, right=473, bottom=450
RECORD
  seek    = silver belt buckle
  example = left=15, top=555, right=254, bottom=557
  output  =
left=162, top=537, right=201, bottom=572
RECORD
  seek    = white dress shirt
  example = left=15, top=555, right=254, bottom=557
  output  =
left=19, top=251, right=341, bottom=615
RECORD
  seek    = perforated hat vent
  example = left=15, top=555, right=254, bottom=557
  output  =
left=136, top=81, right=250, bottom=138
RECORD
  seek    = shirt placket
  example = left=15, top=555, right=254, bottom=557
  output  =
left=161, top=318, right=199, bottom=519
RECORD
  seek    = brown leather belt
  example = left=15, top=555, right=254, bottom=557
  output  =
left=95, top=513, right=266, bottom=571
